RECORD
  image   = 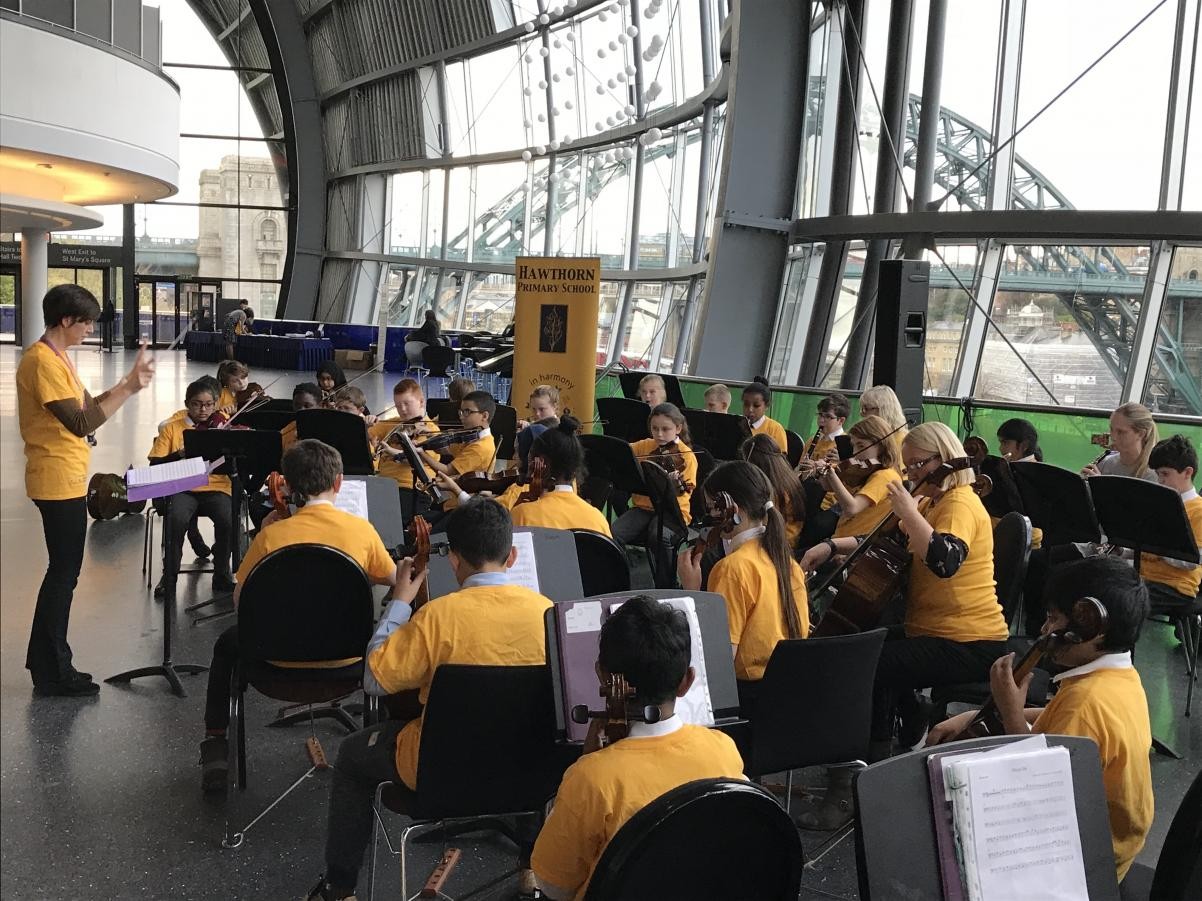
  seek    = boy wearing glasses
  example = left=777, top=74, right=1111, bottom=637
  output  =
left=146, top=378, right=235, bottom=596
left=812, top=393, right=850, bottom=462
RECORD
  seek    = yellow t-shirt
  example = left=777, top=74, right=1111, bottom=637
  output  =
left=493, top=481, right=525, bottom=510
left=708, top=536, right=810, bottom=681
left=628, top=438, right=697, bottom=524
left=147, top=418, right=232, bottom=495
left=440, top=433, right=499, bottom=510
left=370, top=417, right=440, bottom=489
left=811, top=433, right=842, bottom=511
left=1033, top=666, right=1153, bottom=882
left=367, top=582, right=552, bottom=788
left=17, top=341, right=92, bottom=500
left=511, top=488, right=612, bottom=537
left=531, top=724, right=746, bottom=900
left=905, top=485, right=1006, bottom=642
left=751, top=416, right=788, bottom=454
left=834, top=468, right=903, bottom=539
left=1141, top=494, right=1202, bottom=597
left=218, top=387, right=237, bottom=411
left=781, top=491, right=803, bottom=548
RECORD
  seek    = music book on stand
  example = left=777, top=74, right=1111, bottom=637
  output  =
left=126, top=457, right=223, bottom=502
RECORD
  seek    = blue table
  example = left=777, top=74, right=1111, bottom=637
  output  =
left=235, top=334, right=333, bottom=371
left=184, top=331, right=225, bottom=362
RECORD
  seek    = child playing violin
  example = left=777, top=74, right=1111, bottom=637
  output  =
left=331, top=385, right=374, bottom=422
left=927, top=557, right=1153, bottom=884
left=741, top=377, right=788, bottom=452
left=424, top=390, right=498, bottom=483
left=678, top=461, right=808, bottom=709
left=369, top=378, right=441, bottom=520
left=510, top=417, right=612, bottom=535
left=198, top=439, right=400, bottom=795
left=316, top=360, right=347, bottom=406
left=147, top=379, right=235, bottom=599
left=531, top=596, right=746, bottom=900
left=518, top=384, right=561, bottom=431
left=216, top=360, right=250, bottom=415
left=612, top=403, right=697, bottom=585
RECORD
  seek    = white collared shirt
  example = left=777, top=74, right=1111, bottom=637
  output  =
left=1181, top=487, right=1199, bottom=502
left=552, top=484, right=575, bottom=493
left=304, top=498, right=334, bottom=507
left=828, top=426, right=844, bottom=439
left=723, top=524, right=765, bottom=555
left=627, top=713, right=682, bottom=739
left=1052, top=651, right=1133, bottom=684
left=750, top=415, right=766, bottom=430
left=476, top=426, right=492, bottom=440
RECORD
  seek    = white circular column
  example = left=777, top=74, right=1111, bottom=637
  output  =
left=19, top=228, right=48, bottom=348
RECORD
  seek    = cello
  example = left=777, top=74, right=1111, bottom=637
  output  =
left=811, top=457, right=973, bottom=637
left=689, top=490, right=738, bottom=564
left=571, top=671, right=661, bottom=748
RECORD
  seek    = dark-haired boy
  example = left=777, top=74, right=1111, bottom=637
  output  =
left=928, top=556, right=1153, bottom=883
left=198, top=439, right=399, bottom=794
left=531, top=596, right=746, bottom=900
left=812, top=392, right=850, bottom=461
left=1141, top=434, right=1202, bottom=604
left=424, top=390, right=499, bottom=514
left=306, top=499, right=551, bottom=901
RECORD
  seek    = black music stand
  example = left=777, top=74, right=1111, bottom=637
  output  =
left=854, top=735, right=1120, bottom=901
left=296, top=408, right=375, bottom=475
left=544, top=589, right=742, bottom=743
left=385, top=431, right=447, bottom=508
left=617, top=371, right=686, bottom=409
left=344, top=474, right=407, bottom=549
left=106, top=491, right=208, bottom=697
left=238, top=406, right=295, bottom=432
left=598, top=396, right=651, bottom=442
left=427, top=399, right=461, bottom=429
left=579, top=433, right=646, bottom=514
left=183, top=429, right=283, bottom=618
left=684, top=409, right=753, bottom=461
left=978, top=454, right=1025, bottom=520
left=1009, top=461, right=1101, bottom=547
left=425, top=526, right=583, bottom=602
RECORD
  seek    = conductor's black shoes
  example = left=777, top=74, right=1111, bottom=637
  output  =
left=199, top=736, right=229, bottom=795
left=33, top=674, right=100, bottom=697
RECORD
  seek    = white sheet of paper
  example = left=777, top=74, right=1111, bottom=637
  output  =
left=565, top=601, right=603, bottom=634
left=333, top=479, right=370, bottom=521
left=126, top=457, right=207, bottom=486
left=508, top=531, right=541, bottom=593
left=608, top=596, right=715, bottom=727
left=939, top=734, right=1047, bottom=802
left=949, top=744, right=1088, bottom=901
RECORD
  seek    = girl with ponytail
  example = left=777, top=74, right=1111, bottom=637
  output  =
left=678, top=461, right=809, bottom=689
left=510, top=416, right=612, bottom=536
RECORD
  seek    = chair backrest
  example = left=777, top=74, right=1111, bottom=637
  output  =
left=584, top=779, right=804, bottom=901
left=421, top=344, right=456, bottom=376
left=580, top=433, right=647, bottom=497
left=1151, top=766, right=1202, bottom=900
left=597, top=396, right=651, bottom=442
left=784, top=429, right=805, bottom=468
left=639, top=461, right=691, bottom=533
left=690, top=447, right=717, bottom=525
left=746, top=629, right=887, bottom=776
left=414, top=664, right=571, bottom=818
left=491, top=403, right=519, bottom=462
left=237, top=544, right=376, bottom=663
left=572, top=529, right=632, bottom=596
left=992, top=511, right=1033, bottom=626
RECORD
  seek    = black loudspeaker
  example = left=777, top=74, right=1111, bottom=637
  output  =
left=873, top=260, right=929, bottom=425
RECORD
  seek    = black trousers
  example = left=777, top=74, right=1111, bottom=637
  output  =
left=27, top=497, right=88, bottom=685
left=164, top=491, right=232, bottom=582
left=204, top=626, right=239, bottom=732
left=871, top=628, right=1009, bottom=742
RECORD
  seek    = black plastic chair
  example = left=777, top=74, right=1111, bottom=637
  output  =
left=690, top=447, right=717, bottom=525
left=1120, top=767, right=1202, bottom=901
left=784, top=429, right=805, bottom=468
left=368, top=664, right=577, bottom=900
left=420, top=344, right=456, bottom=377
left=598, top=396, right=651, bottom=442
left=584, top=779, right=804, bottom=901
left=223, top=544, right=379, bottom=849
left=491, top=403, right=518, bottom=463
left=742, top=630, right=887, bottom=861
left=930, top=512, right=1042, bottom=722
left=571, top=529, right=632, bottom=596
left=1146, top=590, right=1201, bottom=718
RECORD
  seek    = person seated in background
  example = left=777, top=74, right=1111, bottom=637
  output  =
left=858, top=385, right=908, bottom=455
left=405, top=309, right=443, bottom=366
left=741, top=377, right=788, bottom=452
left=740, top=433, right=806, bottom=550
left=279, top=382, right=322, bottom=454
left=316, top=360, right=347, bottom=406
left=638, top=373, right=667, bottom=407
left=519, top=384, right=561, bottom=430
left=215, top=360, right=250, bottom=415
left=531, top=596, right=746, bottom=900
left=198, top=439, right=399, bottom=794
left=147, top=379, right=234, bottom=599
left=305, top=500, right=552, bottom=901
left=797, top=391, right=852, bottom=542
left=703, top=383, right=731, bottom=414
left=369, top=378, right=441, bottom=520
left=1140, top=435, right=1202, bottom=607
left=447, top=376, right=476, bottom=407
left=995, top=417, right=1042, bottom=462
left=1081, top=402, right=1159, bottom=482
left=331, top=385, right=372, bottom=422
left=927, top=556, right=1153, bottom=884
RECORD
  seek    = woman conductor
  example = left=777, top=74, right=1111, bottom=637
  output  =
left=17, top=285, right=155, bottom=696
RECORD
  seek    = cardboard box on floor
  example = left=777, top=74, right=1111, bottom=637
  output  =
left=335, top=349, right=375, bottom=370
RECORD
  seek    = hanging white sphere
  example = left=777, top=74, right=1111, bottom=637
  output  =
left=597, top=48, right=607, bottom=58
left=552, top=73, right=561, bottom=83
left=539, top=47, right=549, bottom=57
left=535, top=144, right=546, bottom=155
left=637, top=132, right=648, bottom=146
left=617, top=34, right=627, bottom=44
left=565, top=65, right=575, bottom=75
left=646, top=126, right=662, bottom=142
left=615, top=109, right=626, bottom=121
left=523, top=21, right=535, bottom=32
left=649, top=79, right=662, bottom=94
left=538, top=13, right=550, bottom=24
left=524, top=52, right=533, bottom=63
left=552, top=38, right=562, bottom=49
left=551, top=106, right=560, bottom=116
left=595, top=121, right=603, bottom=131
left=523, top=86, right=532, bottom=96
left=625, top=64, right=637, bottom=76
left=616, top=72, right=627, bottom=83
left=607, top=77, right=617, bottom=89
left=609, top=3, right=619, bottom=12
left=564, top=99, right=574, bottom=110
left=626, top=25, right=639, bottom=37
left=598, top=11, right=608, bottom=22
left=617, top=0, right=628, bottom=6
left=537, top=112, right=546, bottom=122
left=565, top=32, right=575, bottom=43
left=608, top=40, right=618, bottom=51
left=520, top=182, right=530, bottom=193
left=566, top=0, right=577, bottom=7
left=606, top=115, right=615, bottom=126
left=644, top=8, right=655, bottom=18
left=537, top=79, right=547, bottom=89
left=552, top=5, right=563, bottom=15
left=522, top=149, right=533, bottom=162
left=595, top=84, right=605, bottom=94
left=549, top=140, right=560, bottom=150
left=624, top=103, right=636, bottom=116
left=548, top=173, right=559, bottom=184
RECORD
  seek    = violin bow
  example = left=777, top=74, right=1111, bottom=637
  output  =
left=324, top=359, right=388, bottom=402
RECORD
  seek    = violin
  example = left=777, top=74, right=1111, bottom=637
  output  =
left=515, top=456, right=548, bottom=505
left=570, top=672, right=661, bottom=748
left=689, top=490, right=738, bottom=564
left=962, top=435, right=994, bottom=498
left=86, top=472, right=147, bottom=520
left=1088, top=433, right=1112, bottom=468
left=811, top=457, right=974, bottom=637
left=947, top=596, right=1108, bottom=741
left=456, top=465, right=522, bottom=496
left=818, top=456, right=886, bottom=492
left=642, top=442, right=694, bottom=496
left=235, top=382, right=267, bottom=407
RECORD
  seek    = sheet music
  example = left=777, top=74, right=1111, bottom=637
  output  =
left=126, top=457, right=210, bottom=486
left=508, top=531, right=541, bottom=593
left=333, top=479, right=369, bottom=521
left=947, top=743, right=1088, bottom=900
left=607, top=596, right=715, bottom=727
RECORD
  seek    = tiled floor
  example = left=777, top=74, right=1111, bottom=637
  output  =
left=0, top=346, right=1197, bottom=899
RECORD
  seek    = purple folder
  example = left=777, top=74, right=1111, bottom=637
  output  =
left=126, top=457, right=223, bottom=502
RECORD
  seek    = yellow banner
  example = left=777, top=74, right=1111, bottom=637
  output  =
left=511, top=256, right=601, bottom=423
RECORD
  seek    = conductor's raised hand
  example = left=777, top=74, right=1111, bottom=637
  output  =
left=392, top=556, right=428, bottom=604
left=124, top=343, right=156, bottom=391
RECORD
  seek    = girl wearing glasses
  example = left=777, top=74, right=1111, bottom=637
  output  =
left=147, top=379, right=235, bottom=599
